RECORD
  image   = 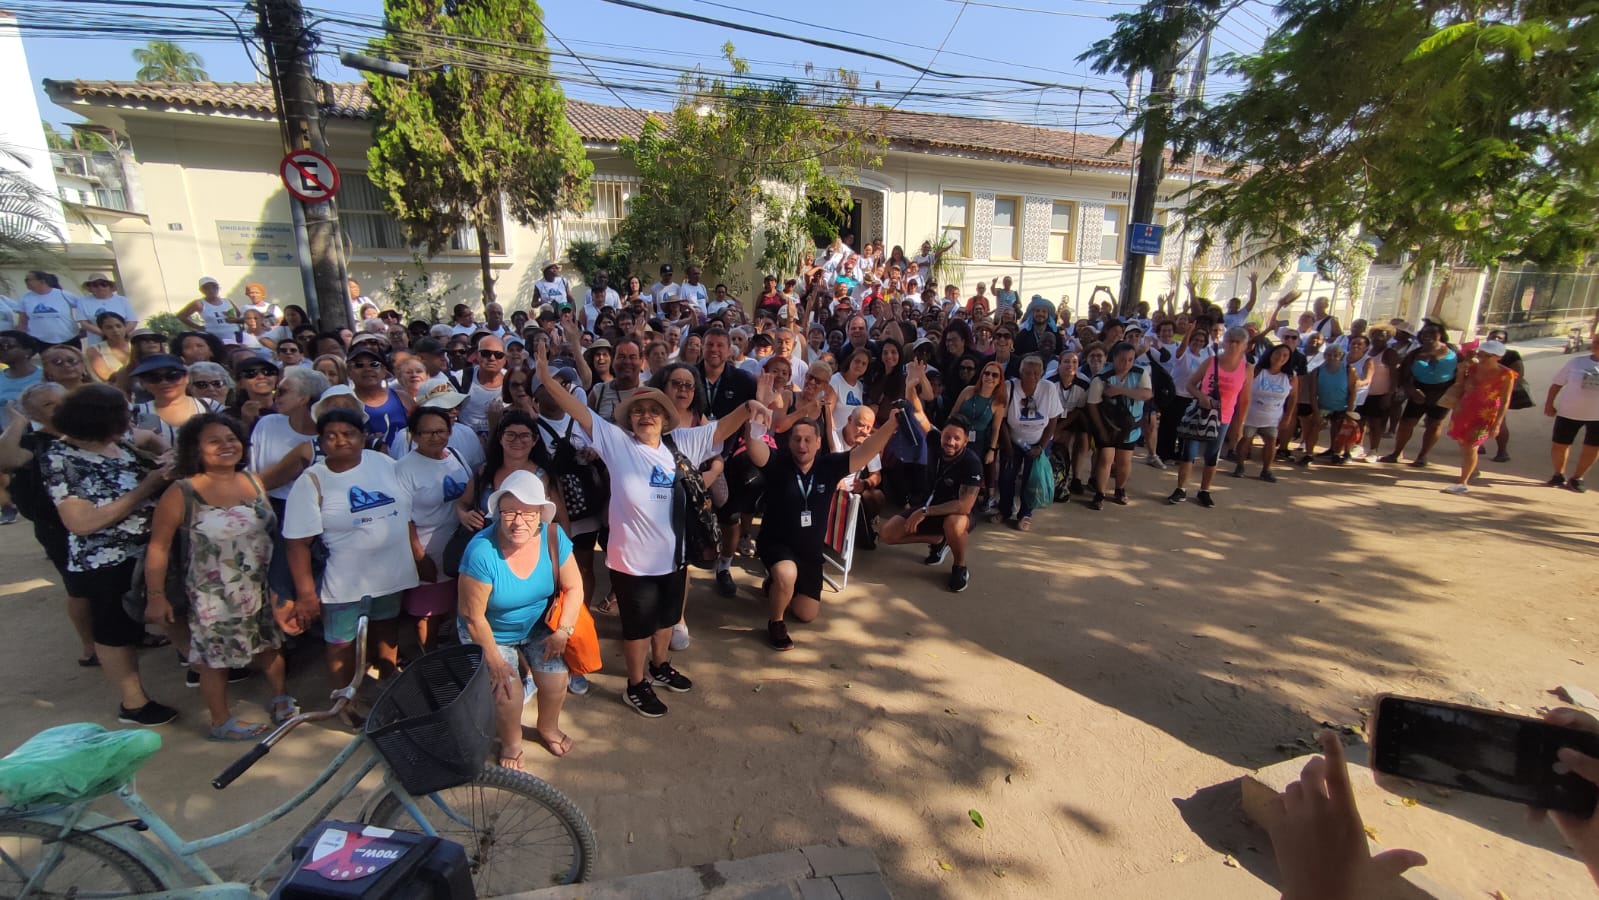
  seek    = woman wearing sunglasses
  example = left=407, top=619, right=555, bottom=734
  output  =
left=952, top=359, right=1008, bottom=515
left=228, top=357, right=280, bottom=434
left=129, top=355, right=224, bottom=447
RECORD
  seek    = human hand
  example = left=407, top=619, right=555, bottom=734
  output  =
left=295, top=595, right=323, bottom=631
left=487, top=655, right=519, bottom=702
left=1545, top=403, right=1558, bottom=418
left=145, top=593, right=176, bottom=625
left=542, top=631, right=569, bottom=662
left=533, top=340, right=550, bottom=372
left=416, top=555, right=438, bottom=584
left=1027, top=444, right=1044, bottom=460
left=906, top=508, right=926, bottom=531
left=1249, top=272, right=1260, bottom=287
left=575, top=446, right=600, bottom=465
left=1267, top=730, right=1426, bottom=900
left=1537, top=708, right=1599, bottom=882
left=458, top=506, right=485, bottom=530
left=1279, top=290, right=1303, bottom=306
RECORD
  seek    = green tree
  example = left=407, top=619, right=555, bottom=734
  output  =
left=0, top=143, right=66, bottom=276
left=615, top=46, right=884, bottom=289
left=1137, top=0, right=1599, bottom=278
left=364, top=0, right=592, bottom=305
left=132, top=40, right=208, bottom=82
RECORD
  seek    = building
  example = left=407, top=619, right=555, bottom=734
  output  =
left=45, top=77, right=1305, bottom=324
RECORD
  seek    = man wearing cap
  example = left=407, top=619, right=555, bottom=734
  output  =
left=347, top=343, right=409, bottom=447
left=533, top=262, right=571, bottom=313
left=741, top=332, right=775, bottom=377
left=648, top=264, right=677, bottom=314
left=386, top=383, right=486, bottom=470
left=581, top=270, right=620, bottom=334
left=75, top=274, right=137, bottom=348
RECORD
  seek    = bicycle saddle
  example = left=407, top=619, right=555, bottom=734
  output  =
left=0, top=723, right=161, bottom=806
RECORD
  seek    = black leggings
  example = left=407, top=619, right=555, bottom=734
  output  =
left=1156, top=396, right=1192, bottom=461
left=609, top=567, right=689, bottom=641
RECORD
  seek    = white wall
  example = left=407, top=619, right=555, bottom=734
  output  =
left=0, top=14, right=68, bottom=244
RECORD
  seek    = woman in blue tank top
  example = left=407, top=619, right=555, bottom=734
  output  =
left=1381, top=322, right=1459, bottom=467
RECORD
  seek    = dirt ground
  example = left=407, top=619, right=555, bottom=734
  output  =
left=2, top=336, right=1596, bottom=899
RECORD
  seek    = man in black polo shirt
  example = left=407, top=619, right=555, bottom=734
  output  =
left=698, top=327, right=759, bottom=597
left=744, top=405, right=900, bottom=650
left=879, top=362, right=982, bottom=592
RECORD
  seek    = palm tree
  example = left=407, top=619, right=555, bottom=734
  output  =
left=0, top=144, right=66, bottom=275
left=132, top=41, right=208, bottom=82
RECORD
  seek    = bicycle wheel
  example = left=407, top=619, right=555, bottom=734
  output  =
left=366, top=766, right=596, bottom=891
left=0, top=818, right=165, bottom=900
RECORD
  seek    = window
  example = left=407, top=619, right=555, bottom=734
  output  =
left=341, top=173, right=501, bottom=255
left=939, top=190, right=971, bottom=257
left=991, top=196, right=1019, bottom=260
left=1049, top=200, right=1076, bottom=262
left=560, top=176, right=635, bottom=246
left=1101, top=204, right=1124, bottom=263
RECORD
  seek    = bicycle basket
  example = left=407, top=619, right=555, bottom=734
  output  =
left=365, top=644, right=493, bottom=795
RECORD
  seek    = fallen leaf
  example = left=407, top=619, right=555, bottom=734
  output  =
left=627, top=831, right=635, bottom=844
left=1004, top=773, right=1014, bottom=784
left=1222, top=854, right=1240, bottom=868
left=969, top=809, right=986, bottom=829
left=944, top=708, right=959, bottom=716
left=1026, top=714, right=1043, bottom=724
left=830, top=663, right=844, bottom=670
left=1364, top=825, right=1380, bottom=842
left=1491, top=890, right=1510, bottom=900
left=752, top=683, right=763, bottom=693
left=937, top=859, right=954, bottom=872
left=790, top=721, right=804, bottom=734
left=1170, top=851, right=1188, bottom=863
left=1402, top=797, right=1418, bottom=807
left=843, top=682, right=853, bottom=689
left=992, top=867, right=1007, bottom=878
left=733, top=815, right=743, bottom=832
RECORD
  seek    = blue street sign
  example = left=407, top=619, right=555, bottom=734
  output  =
left=1127, top=222, right=1164, bottom=256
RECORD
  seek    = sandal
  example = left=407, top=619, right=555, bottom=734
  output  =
left=139, top=633, right=172, bottom=650
left=269, top=695, right=300, bottom=727
left=78, top=653, right=100, bottom=668
left=498, top=749, right=525, bottom=770
left=208, top=716, right=268, bottom=742
left=592, top=595, right=619, bottom=617
left=1017, top=516, right=1032, bottom=532
left=535, top=731, right=574, bottom=758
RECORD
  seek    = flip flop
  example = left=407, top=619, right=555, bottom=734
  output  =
left=139, top=633, right=172, bottom=650
left=208, top=716, right=268, bottom=742
left=535, top=731, right=574, bottom=758
left=269, top=695, right=300, bottom=727
left=498, top=749, right=525, bottom=770
left=78, top=654, right=100, bottom=668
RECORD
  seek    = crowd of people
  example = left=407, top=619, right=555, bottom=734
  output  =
left=2, top=247, right=1596, bottom=768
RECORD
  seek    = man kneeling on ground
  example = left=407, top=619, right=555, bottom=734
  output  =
left=879, top=361, right=982, bottom=593
left=745, top=375, right=899, bottom=651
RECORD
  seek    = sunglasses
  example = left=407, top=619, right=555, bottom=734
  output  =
left=238, top=368, right=275, bottom=378
left=141, top=370, right=186, bottom=384
left=667, top=379, right=697, bottom=390
left=191, top=379, right=225, bottom=390
left=349, top=360, right=385, bottom=370
left=478, top=350, right=506, bottom=360
left=87, top=281, right=112, bottom=287
left=43, top=357, right=80, bottom=367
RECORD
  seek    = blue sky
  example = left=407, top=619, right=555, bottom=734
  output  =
left=22, top=0, right=1274, bottom=135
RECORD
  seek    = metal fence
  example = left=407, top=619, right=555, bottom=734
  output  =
left=1478, top=265, right=1599, bottom=328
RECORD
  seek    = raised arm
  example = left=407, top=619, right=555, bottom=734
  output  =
left=1242, top=272, right=1260, bottom=315
left=0, top=404, right=33, bottom=472
left=1264, top=290, right=1302, bottom=333
left=534, top=341, right=593, bottom=436
left=711, top=399, right=762, bottom=445
left=848, top=405, right=900, bottom=473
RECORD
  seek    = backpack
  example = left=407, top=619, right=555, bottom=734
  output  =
left=663, top=433, right=720, bottom=570
left=10, top=446, right=54, bottom=525
left=1146, top=354, right=1177, bottom=409
left=535, top=418, right=610, bottom=521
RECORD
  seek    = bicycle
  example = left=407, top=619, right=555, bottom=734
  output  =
left=0, top=616, right=597, bottom=899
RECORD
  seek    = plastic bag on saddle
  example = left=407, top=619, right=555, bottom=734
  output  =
left=0, top=723, right=161, bottom=806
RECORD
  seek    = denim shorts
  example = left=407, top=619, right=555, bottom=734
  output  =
left=322, top=593, right=403, bottom=645
left=456, top=620, right=569, bottom=676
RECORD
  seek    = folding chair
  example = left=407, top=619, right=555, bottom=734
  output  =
left=821, top=491, right=862, bottom=593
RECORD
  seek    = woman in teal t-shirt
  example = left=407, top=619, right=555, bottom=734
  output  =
left=457, top=471, right=582, bottom=765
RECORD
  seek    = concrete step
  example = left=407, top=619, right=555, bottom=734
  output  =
left=491, top=845, right=891, bottom=900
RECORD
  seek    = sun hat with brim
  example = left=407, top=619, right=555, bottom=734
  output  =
left=583, top=338, right=613, bottom=357
left=486, top=469, right=557, bottom=521
left=312, top=384, right=370, bottom=423
left=129, top=327, right=164, bottom=342
left=1478, top=339, right=1508, bottom=357
left=350, top=332, right=388, bottom=348
left=615, top=387, right=682, bottom=433
left=421, top=391, right=467, bottom=410
left=130, top=354, right=187, bottom=377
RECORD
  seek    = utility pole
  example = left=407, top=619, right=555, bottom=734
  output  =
left=1117, top=0, right=1189, bottom=317
left=259, top=0, right=352, bottom=333
left=1168, top=28, right=1211, bottom=299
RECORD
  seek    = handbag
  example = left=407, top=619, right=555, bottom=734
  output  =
left=442, top=473, right=489, bottom=578
left=663, top=433, right=720, bottom=570
left=123, top=480, right=196, bottom=623
left=536, top=418, right=609, bottom=521
left=1510, top=376, right=1534, bottom=410
left=1176, top=357, right=1223, bottom=442
left=1023, top=453, right=1055, bottom=510
left=539, top=525, right=601, bottom=676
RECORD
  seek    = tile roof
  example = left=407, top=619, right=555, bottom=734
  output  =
left=45, top=79, right=1226, bottom=176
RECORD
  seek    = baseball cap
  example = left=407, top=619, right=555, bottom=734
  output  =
left=198, top=276, right=219, bottom=288
left=130, top=354, right=187, bottom=377
left=83, top=272, right=114, bottom=286
left=347, top=344, right=386, bottom=364
left=1478, top=339, right=1507, bottom=357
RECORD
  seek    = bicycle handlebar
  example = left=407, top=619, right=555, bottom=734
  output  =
left=212, top=611, right=370, bottom=790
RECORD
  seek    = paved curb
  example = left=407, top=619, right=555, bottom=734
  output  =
left=490, top=845, right=890, bottom=900
left=1241, top=755, right=1465, bottom=900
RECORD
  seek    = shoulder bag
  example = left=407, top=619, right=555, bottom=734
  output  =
left=123, top=480, right=196, bottom=623
left=663, top=433, right=720, bottom=570
left=1176, top=356, right=1223, bottom=442
left=538, top=525, right=601, bottom=675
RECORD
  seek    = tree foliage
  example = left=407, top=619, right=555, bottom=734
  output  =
left=1159, top=0, right=1599, bottom=275
left=615, top=46, right=885, bottom=289
left=132, top=40, right=208, bottom=82
left=0, top=143, right=66, bottom=275
left=364, top=0, right=593, bottom=304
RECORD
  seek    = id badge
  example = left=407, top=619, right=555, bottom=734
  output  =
left=799, top=511, right=813, bottom=528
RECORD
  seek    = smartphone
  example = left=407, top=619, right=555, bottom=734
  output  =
left=1371, top=694, right=1599, bottom=816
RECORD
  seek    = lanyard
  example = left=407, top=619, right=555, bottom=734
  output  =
left=795, top=470, right=816, bottom=501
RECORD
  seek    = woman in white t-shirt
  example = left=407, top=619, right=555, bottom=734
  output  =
left=997, top=356, right=1064, bottom=530
left=281, top=409, right=424, bottom=711
left=395, top=406, right=476, bottom=652
left=1233, top=343, right=1297, bottom=482
left=177, top=277, right=242, bottom=344
left=828, top=348, right=871, bottom=441
left=534, top=344, right=759, bottom=719
left=17, top=271, right=82, bottom=345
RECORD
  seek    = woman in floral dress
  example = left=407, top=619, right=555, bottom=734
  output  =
left=146, top=412, right=293, bottom=739
left=1442, top=340, right=1518, bottom=495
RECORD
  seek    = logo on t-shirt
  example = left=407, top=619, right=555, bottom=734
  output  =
left=348, top=486, right=396, bottom=512
left=442, top=475, right=466, bottom=502
left=648, top=465, right=675, bottom=488
left=31, top=303, right=58, bottom=316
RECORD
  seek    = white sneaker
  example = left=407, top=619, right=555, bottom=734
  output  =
left=1146, top=456, right=1167, bottom=470
left=670, top=622, right=691, bottom=651
left=1442, top=484, right=1469, bottom=494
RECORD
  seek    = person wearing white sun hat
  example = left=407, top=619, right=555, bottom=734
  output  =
left=1440, top=339, right=1516, bottom=495
left=456, top=469, right=584, bottom=765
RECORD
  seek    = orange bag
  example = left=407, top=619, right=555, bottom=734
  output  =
left=542, top=526, right=602, bottom=676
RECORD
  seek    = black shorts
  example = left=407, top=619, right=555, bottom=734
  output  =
left=1402, top=382, right=1452, bottom=423
left=1358, top=394, right=1392, bottom=420
left=717, top=453, right=765, bottom=521
left=1102, top=439, right=1140, bottom=452
left=1295, top=402, right=1314, bottom=418
left=608, top=567, right=689, bottom=642
left=757, top=540, right=824, bottom=600
left=894, top=507, right=955, bottom=537
left=1553, top=416, right=1599, bottom=448
left=568, top=530, right=598, bottom=552
left=62, top=558, right=147, bottom=648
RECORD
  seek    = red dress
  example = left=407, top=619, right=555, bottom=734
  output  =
left=1446, top=363, right=1517, bottom=447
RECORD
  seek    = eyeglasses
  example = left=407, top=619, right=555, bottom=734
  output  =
left=191, top=379, right=225, bottom=390
left=43, top=357, right=80, bottom=367
left=667, top=379, right=697, bottom=390
left=981, top=370, right=1002, bottom=379
left=500, top=509, right=541, bottom=524
left=804, top=374, right=827, bottom=385
left=416, top=428, right=451, bottom=438
left=478, top=350, right=506, bottom=360
left=141, top=370, right=186, bottom=384
left=349, top=360, right=385, bottom=370
left=238, top=368, right=275, bottom=378
left=501, top=430, right=535, bottom=443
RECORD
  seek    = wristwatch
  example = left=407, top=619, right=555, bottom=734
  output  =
left=557, top=625, right=576, bottom=636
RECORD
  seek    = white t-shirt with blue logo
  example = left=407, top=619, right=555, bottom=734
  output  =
left=828, top=372, right=867, bottom=437
left=281, top=451, right=419, bottom=604
left=22, top=289, right=82, bottom=344
left=395, top=448, right=476, bottom=566
left=586, top=416, right=718, bottom=576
